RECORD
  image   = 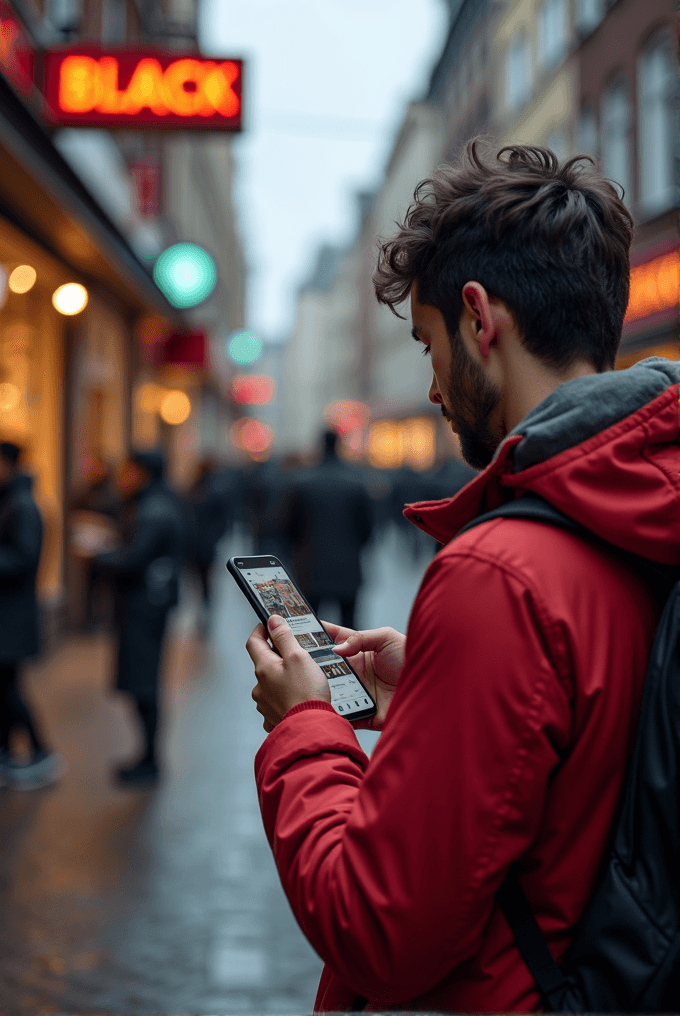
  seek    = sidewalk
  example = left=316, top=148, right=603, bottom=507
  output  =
left=0, top=526, right=432, bottom=1015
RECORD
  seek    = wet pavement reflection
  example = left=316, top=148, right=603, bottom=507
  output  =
left=0, top=526, right=433, bottom=1015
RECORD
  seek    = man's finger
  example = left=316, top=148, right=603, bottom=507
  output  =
left=321, top=620, right=356, bottom=644
left=267, top=615, right=302, bottom=657
left=245, top=623, right=276, bottom=665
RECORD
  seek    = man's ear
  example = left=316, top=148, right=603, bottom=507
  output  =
left=461, top=282, right=495, bottom=358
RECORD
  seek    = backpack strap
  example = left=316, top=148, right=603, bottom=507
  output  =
left=457, top=493, right=589, bottom=540
left=497, top=872, right=572, bottom=1011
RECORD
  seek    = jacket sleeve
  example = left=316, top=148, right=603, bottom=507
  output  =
left=0, top=499, right=42, bottom=579
left=255, top=549, right=572, bottom=1005
left=95, top=504, right=167, bottom=578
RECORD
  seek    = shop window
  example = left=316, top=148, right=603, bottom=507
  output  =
left=601, top=77, right=632, bottom=204
left=538, top=0, right=566, bottom=68
left=577, top=106, right=598, bottom=157
left=637, top=31, right=675, bottom=218
left=506, top=31, right=531, bottom=111
left=576, top=0, right=603, bottom=35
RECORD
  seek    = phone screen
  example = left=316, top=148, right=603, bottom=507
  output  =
left=230, top=557, right=376, bottom=721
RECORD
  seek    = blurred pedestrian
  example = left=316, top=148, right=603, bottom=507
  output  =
left=284, top=430, right=373, bottom=628
left=0, top=442, right=61, bottom=790
left=70, top=452, right=122, bottom=631
left=187, top=456, right=234, bottom=632
left=95, top=450, right=184, bottom=787
left=245, top=456, right=296, bottom=564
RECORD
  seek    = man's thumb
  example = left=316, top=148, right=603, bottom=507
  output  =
left=267, top=614, right=296, bottom=650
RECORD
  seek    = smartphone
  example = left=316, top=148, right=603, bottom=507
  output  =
left=228, top=555, right=377, bottom=723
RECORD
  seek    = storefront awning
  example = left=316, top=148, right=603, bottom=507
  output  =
left=0, top=72, right=181, bottom=319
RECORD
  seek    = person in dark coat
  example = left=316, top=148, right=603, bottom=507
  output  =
left=0, top=442, right=60, bottom=790
left=70, top=452, right=122, bottom=630
left=95, top=450, right=184, bottom=787
left=284, top=431, right=373, bottom=628
left=187, top=457, right=234, bottom=628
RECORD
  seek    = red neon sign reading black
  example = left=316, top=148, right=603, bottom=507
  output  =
left=43, top=47, right=243, bottom=130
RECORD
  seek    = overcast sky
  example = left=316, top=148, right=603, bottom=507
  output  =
left=199, top=0, right=447, bottom=342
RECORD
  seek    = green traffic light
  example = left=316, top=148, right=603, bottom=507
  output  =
left=228, top=331, right=263, bottom=365
left=154, top=243, right=217, bottom=308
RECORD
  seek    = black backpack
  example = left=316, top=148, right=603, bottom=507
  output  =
left=459, top=494, right=680, bottom=1013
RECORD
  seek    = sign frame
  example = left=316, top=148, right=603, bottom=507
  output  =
left=43, top=46, right=243, bottom=130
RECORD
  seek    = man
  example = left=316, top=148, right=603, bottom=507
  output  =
left=187, top=456, right=234, bottom=632
left=245, top=143, right=672, bottom=1011
left=0, top=442, right=61, bottom=789
left=283, top=430, right=373, bottom=628
left=95, top=450, right=184, bottom=787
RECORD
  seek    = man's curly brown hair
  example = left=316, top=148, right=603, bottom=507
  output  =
left=373, top=140, right=634, bottom=372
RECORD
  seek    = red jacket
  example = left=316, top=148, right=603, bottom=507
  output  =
left=255, top=365, right=680, bottom=1012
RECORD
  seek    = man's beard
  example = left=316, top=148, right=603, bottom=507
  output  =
left=442, top=332, right=503, bottom=470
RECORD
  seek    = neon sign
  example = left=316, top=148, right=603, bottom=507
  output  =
left=43, top=48, right=243, bottom=129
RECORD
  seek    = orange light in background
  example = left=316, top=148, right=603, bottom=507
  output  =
left=324, top=399, right=370, bottom=435
left=136, top=382, right=165, bottom=414
left=8, top=265, right=36, bottom=293
left=403, top=417, right=436, bottom=471
left=159, top=389, right=191, bottom=425
left=230, top=417, right=274, bottom=457
left=52, top=283, right=88, bottom=315
left=0, top=383, right=20, bottom=412
left=229, top=374, right=276, bottom=405
left=625, top=251, right=679, bottom=323
left=368, top=417, right=436, bottom=470
left=368, top=420, right=403, bottom=469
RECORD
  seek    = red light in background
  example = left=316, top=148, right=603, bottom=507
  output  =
left=324, top=399, right=370, bottom=435
left=229, top=374, right=276, bottom=405
left=230, top=417, right=274, bottom=456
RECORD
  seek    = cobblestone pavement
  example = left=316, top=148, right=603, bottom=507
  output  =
left=0, top=525, right=433, bottom=1016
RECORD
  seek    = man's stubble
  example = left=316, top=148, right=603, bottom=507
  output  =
left=443, top=331, right=503, bottom=471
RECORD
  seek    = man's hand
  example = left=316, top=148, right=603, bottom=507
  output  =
left=246, top=615, right=331, bottom=732
left=323, top=621, right=406, bottom=731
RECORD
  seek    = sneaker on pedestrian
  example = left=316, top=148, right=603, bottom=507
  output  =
left=6, top=750, right=65, bottom=790
left=116, top=759, right=160, bottom=788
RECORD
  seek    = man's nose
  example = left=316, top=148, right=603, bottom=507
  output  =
left=429, top=375, right=443, bottom=405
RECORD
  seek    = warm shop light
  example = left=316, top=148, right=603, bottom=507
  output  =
left=402, top=417, right=436, bottom=471
left=154, top=243, right=216, bottom=308
left=159, top=390, right=191, bottom=425
left=228, top=331, right=263, bottom=365
left=136, top=382, right=165, bottom=414
left=368, top=420, right=403, bottom=469
left=0, top=383, right=20, bottom=412
left=8, top=265, right=36, bottom=294
left=625, top=251, right=680, bottom=323
left=230, top=417, right=274, bottom=455
left=230, top=374, right=276, bottom=405
left=52, top=282, right=88, bottom=315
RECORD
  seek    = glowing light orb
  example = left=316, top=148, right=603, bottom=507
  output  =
left=154, top=243, right=217, bottom=308
left=159, top=389, right=191, bottom=425
left=9, top=265, right=36, bottom=294
left=52, top=283, right=88, bottom=315
left=228, top=331, right=262, bottom=365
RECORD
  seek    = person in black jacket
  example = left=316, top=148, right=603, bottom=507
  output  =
left=284, top=431, right=373, bottom=628
left=0, top=442, right=61, bottom=790
left=95, top=450, right=184, bottom=787
left=187, top=457, right=234, bottom=631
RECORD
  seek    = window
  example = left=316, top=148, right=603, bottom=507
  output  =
left=601, top=78, right=632, bottom=204
left=575, top=0, right=603, bottom=34
left=506, top=31, right=531, bottom=111
left=638, top=31, right=675, bottom=216
left=538, top=0, right=566, bottom=68
left=577, top=106, right=598, bottom=157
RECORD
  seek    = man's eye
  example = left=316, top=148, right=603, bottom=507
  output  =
left=421, top=345, right=431, bottom=357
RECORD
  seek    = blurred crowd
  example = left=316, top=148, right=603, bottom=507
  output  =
left=0, top=432, right=475, bottom=790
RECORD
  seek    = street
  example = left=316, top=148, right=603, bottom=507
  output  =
left=0, top=525, right=434, bottom=1016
